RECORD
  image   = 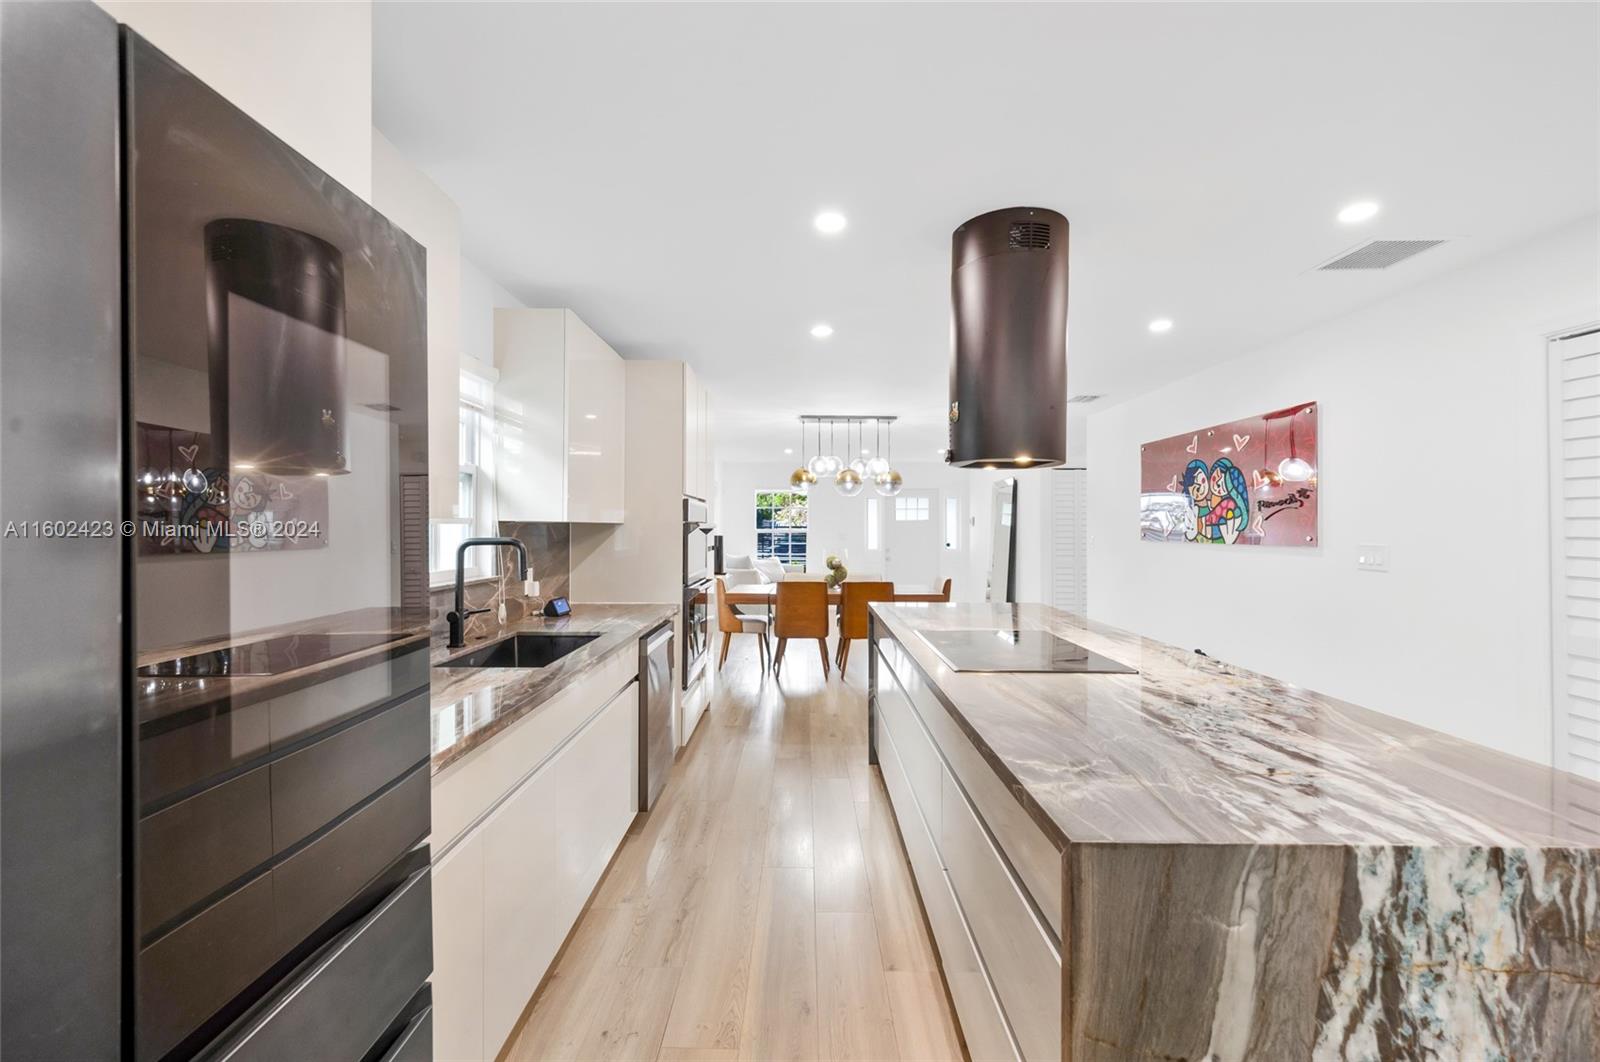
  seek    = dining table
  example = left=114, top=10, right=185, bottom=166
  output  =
left=704, top=581, right=949, bottom=636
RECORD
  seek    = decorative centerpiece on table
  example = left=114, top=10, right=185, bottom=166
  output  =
left=824, top=554, right=848, bottom=588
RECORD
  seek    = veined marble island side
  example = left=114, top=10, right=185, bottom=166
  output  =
left=866, top=602, right=1599, bottom=1062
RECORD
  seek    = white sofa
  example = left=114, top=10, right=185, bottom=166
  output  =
left=723, top=553, right=787, bottom=586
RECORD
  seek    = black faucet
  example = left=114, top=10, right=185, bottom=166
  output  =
left=447, top=537, right=530, bottom=649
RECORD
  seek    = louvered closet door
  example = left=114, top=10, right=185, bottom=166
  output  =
left=1051, top=469, right=1088, bottom=615
left=1553, top=330, right=1600, bottom=782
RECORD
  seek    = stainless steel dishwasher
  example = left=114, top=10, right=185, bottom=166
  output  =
left=639, top=622, right=675, bottom=810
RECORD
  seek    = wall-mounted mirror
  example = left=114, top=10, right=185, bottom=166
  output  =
left=986, top=478, right=1018, bottom=603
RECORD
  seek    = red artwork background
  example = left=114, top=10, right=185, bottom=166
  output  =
left=1139, top=402, right=1319, bottom=547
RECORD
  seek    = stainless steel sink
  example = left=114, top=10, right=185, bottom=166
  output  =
left=439, top=633, right=599, bottom=669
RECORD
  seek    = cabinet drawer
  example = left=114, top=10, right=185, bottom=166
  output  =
left=270, top=691, right=429, bottom=850
left=942, top=769, right=1061, bottom=1062
left=876, top=650, right=943, bottom=844
left=380, top=1003, right=433, bottom=1062
left=878, top=715, right=1017, bottom=1062
left=269, top=646, right=429, bottom=747
left=139, top=647, right=428, bottom=807
left=138, top=874, right=279, bottom=1061
left=880, top=636, right=1063, bottom=938
left=139, top=764, right=272, bottom=931
left=274, top=763, right=430, bottom=951
left=209, top=866, right=432, bottom=1061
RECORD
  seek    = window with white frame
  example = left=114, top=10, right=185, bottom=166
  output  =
left=430, top=369, right=498, bottom=585
left=894, top=495, right=930, bottom=521
left=754, top=489, right=808, bottom=569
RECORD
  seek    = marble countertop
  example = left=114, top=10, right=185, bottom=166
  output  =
left=430, top=603, right=676, bottom=774
left=871, top=601, right=1598, bottom=849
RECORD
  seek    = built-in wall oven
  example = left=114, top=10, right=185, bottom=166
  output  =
left=683, top=498, right=713, bottom=688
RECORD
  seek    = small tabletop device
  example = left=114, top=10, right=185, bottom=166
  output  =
left=542, top=596, right=571, bottom=618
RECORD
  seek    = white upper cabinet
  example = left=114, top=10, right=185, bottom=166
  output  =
left=682, top=363, right=713, bottom=501
left=495, top=309, right=625, bottom=523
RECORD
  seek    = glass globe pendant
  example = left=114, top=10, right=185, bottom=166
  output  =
left=835, top=420, right=864, bottom=495
left=809, top=418, right=841, bottom=477
left=873, top=423, right=902, bottom=496
left=865, top=418, right=890, bottom=476
left=790, top=420, right=817, bottom=488
left=844, top=421, right=867, bottom=478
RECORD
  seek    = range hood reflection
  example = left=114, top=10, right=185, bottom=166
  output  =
left=206, top=218, right=350, bottom=475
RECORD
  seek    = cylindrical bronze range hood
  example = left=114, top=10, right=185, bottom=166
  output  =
left=206, top=218, right=349, bottom=476
left=946, top=207, right=1068, bottom=469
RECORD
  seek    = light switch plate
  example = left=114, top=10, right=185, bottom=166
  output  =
left=1357, top=544, right=1389, bottom=572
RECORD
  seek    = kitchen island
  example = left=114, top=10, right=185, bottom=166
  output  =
left=867, top=602, right=1598, bottom=1061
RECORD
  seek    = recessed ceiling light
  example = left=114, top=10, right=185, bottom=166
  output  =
left=1338, top=200, right=1380, bottom=224
left=583, top=413, right=598, bottom=420
left=813, top=210, right=847, bottom=235
left=1148, top=318, right=1173, bottom=334
left=784, top=448, right=793, bottom=455
left=810, top=323, right=834, bottom=339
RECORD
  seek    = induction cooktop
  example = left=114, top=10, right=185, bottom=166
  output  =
left=137, top=631, right=409, bottom=678
left=917, top=629, right=1137, bottom=674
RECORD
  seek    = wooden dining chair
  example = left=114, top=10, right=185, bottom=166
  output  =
left=835, top=581, right=894, bottom=672
left=715, top=578, right=769, bottom=672
left=773, top=580, right=829, bottom=678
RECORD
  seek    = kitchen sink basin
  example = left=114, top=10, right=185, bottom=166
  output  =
left=439, top=632, right=599, bottom=669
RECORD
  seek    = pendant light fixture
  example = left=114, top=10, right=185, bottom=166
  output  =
left=789, top=419, right=816, bottom=488
left=874, top=420, right=903, bottom=496
left=845, top=421, right=867, bottom=478
left=799, top=414, right=896, bottom=499
left=807, top=418, right=838, bottom=478
left=834, top=421, right=864, bottom=496
left=866, top=418, right=890, bottom=477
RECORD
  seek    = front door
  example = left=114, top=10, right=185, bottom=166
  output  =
left=885, top=489, right=942, bottom=591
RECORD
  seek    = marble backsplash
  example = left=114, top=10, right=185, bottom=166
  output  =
left=427, top=521, right=571, bottom=645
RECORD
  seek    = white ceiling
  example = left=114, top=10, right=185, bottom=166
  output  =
left=373, top=2, right=1598, bottom=462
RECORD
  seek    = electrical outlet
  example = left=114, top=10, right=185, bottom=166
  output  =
left=1357, top=545, right=1389, bottom=572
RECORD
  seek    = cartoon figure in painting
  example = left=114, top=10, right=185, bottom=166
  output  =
left=1181, top=459, right=1209, bottom=542
left=1181, top=457, right=1250, bottom=544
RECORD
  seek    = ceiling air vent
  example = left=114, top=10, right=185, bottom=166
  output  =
left=1067, top=394, right=1104, bottom=405
left=1317, top=239, right=1446, bottom=271
left=1008, top=220, right=1051, bottom=250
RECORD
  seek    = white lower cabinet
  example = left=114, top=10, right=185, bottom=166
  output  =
left=431, top=831, right=485, bottom=1062
left=432, top=676, right=639, bottom=1059
left=876, top=646, right=1066, bottom=1061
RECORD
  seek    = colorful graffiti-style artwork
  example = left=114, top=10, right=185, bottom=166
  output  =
left=1140, top=402, right=1318, bottom=548
left=135, top=422, right=330, bottom=556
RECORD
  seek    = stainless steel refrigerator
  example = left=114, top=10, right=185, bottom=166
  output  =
left=2, top=4, right=434, bottom=1058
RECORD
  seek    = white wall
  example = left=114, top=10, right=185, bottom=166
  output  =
left=371, top=131, right=463, bottom=518
left=714, top=459, right=1052, bottom=603
left=462, top=257, right=525, bottom=377
left=1086, top=219, right=1600, bottom=763
left=98, top=0, right=373, bottom=199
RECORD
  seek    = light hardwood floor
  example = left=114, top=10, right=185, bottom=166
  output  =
left=499, top=636, right=965, bottom=1062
